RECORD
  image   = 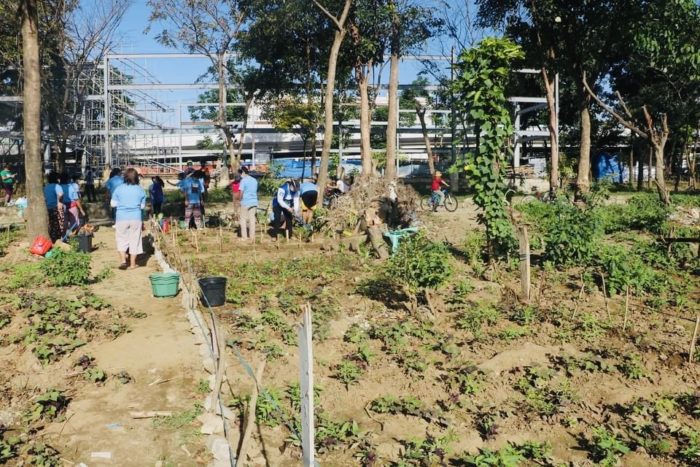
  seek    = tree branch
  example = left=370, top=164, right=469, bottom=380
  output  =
left=582, top=72, right=648, bottom=140
left=311, top=0, right=343, bottom=30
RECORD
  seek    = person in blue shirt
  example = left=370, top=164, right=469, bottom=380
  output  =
left=44, top=172, right=65, bottom=242
left=105, top=168, right=124, bottom=221
left=111, top=168, right=146, bottom=270
left=272, top=179, right=300, bottom=241
left=299, top=179, right=319, bottom=224
left=149, top=176, right=165, bottom=216
left=238, top=166, right=258, bottom=240
left=181, top=171, right=205, bottom=229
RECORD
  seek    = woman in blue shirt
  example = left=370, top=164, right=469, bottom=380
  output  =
left=238, top=166, right=258, bottom=240
left=149, top=176, right=165, bottom=216
left=44, top=172, right=65, bottom=242
left=111, top=168, right=146, bottom=270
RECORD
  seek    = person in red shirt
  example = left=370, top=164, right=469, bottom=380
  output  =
left=431, top=170, right=449, bottom=210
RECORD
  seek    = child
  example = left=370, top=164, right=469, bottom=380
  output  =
left=431, top=170, right=449, bottom=210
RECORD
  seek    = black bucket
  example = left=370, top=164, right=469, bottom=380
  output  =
left=77, top=234, right=92, bottom=253
left=198, top=277, right=227, bottom=307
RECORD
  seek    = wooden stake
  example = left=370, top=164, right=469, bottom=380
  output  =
left=516, top=226, right=531, bottom=301
left=218, top=225, right=223, bottom=253
left=689, top=315, right=700, bottom=364
left=623, top=286, right=630, bottom=331
left=600, top=272, right=610, bottom=320
left=571, top=274, right=585, bottom=320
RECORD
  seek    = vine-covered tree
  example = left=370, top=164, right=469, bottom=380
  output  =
left=453, top=37, right=523, bottom=256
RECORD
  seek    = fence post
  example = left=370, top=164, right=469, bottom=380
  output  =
left=298, top=304, right=315, bottom=466
left=517, top=225, right=531, bottom=301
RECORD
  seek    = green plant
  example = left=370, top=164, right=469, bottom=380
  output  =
left=333, top=360, right=363, bottom=389
left=463, top=231, right=487, bottom=276
left=589, top=427, right=630, bottom=466
left=384, top=233, right=453, bottom=292
left=618, top=354, right=646, bottom=380
left=456, top=303, right=501, bottom=335
left=315, top=417, right=361, bottom=453
left=153, top=402, right=203, bottom=430
left=0, top=311, right=10, bottom=329
left=396, top=433, right=454, bottom=465
left=256, top=389, right=284, bottom=427
left=344, top=323, right=369, bottom=344
left=597, top=245, right=665, bottom=296
left=0, top=431, right=20, bottom=463
left=498, top=325, right=529, bottom=341
left=196, top=379, right=210, bottom=394
left=369, top=395, right=423, bottom=416
left=543, top=200, right=601, bottom=266
left=85, top=367, right=107, bottom=384
left=516, top=367, right=576, bottom=416
left=5, top=263, right=43, bottom=290
left=26, top=442, right=61, bottom=467
left=452, top=37, right=523, bottom=255
left=457, top=445, right=524, bottom=467
left=40, top=249, right=91, bottom=286
left=25, top=389, right=69, bottom=422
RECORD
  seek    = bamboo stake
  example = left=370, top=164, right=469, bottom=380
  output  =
left=516, top=226, right=531, bottom=302
left=600, top=272, right=610, bottom=320
left=218, top=225, right=223, bottom=253
left=689, top=315, right=700, bottom=364
left=622, top=286, right=630, bottom=332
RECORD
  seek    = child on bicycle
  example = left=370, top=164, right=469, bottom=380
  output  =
left=431, top=171, right=449, bottom=211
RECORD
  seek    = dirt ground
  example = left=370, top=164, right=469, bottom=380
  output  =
left=154, top=195, right=700, bottom=466
left=0, top=229, right=208, bottom=466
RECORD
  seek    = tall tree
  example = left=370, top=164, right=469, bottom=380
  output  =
left=20, top=0, right=48, bottom=240
left=312, top=0, right=352, bottom=196
left=147, top=0, right=249, bottom=180
left=385, top=1, right=441, bottom=179
left=476, top=0, right=629, bottom=195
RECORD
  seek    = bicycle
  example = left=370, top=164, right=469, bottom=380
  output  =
left=421, top=189, right=458, bottom=212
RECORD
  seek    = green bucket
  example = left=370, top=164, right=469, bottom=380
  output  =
left=149, top=272, right=180, bottom=297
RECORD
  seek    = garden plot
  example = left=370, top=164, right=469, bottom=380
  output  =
left=155, top=191, right=700, bottom=466
left=0, top=229, right=207, bottom=465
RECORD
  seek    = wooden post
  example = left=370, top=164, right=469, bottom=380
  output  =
left=689, top=315, right=700, bottom=364
left=517, top=226, right=530, bottom=301
left=622, top=286, right=630, bottom=331
left=600, top=272, right=610, bottom=320
left=298, top=304, right=315, bottom=466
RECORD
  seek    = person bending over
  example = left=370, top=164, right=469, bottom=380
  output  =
left=299, top=179, right=319, bottom=224
left=272, top=179, right=300, bottom=241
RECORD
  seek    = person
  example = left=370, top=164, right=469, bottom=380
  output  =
left=336, top=176, right=348, bottom=194
left=68, top=174, right=86, bottom=228
left=181, top=170, right=205, bottom=229
left=184, top=160, right=195, bottom=176
left=431, top=170, right=449, bottom=211
left=238, top=166, right=258, bottom=241
left=1, top=164, right=16, bottom=205
left=84, top=166, right=96, bottom=202
left=111, top=168, right=146, bottom=270
left=105, top=168, right=124, bottom=221
left=299, top=179, right=319, bottom=224
left=201, top=161, right=211, bottom=201
left=44, top=172, right=65, bottom=242
left=272, top=179, right=300, bottom=241
left=149, top=176, right=165, bottom=216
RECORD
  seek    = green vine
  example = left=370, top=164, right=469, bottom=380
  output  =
left=452, top=37, right=523, bottom=256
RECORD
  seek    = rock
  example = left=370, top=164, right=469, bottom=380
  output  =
left=206, top=436, right=233, bottom=463
left=199, top=413, right=224, bottom=435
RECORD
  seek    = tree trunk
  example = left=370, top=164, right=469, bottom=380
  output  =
left=647, top=145, right=653, bottom=189
left=653, top=139, right=670, bottom=206
left=357, top=67, right=372, bottom=175
left=217, top=55, right=232, bottom=185
left=317, top=0, right=352, bottom=200
left=416, top=106, right=435, bottom=175
left=542, top=68, right=559, bottom=193
left=21, top=0, right=49, bottom=240
left=628, top=148, right=634, bottom=190
left=577, top=95, right=591, bottom=194
left=384, top=9, right=400, bottom=180
left=301, top=139, right=308, bottom=180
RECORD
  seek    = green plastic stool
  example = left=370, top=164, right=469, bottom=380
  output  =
left=383, top=227, right=419, bottom=254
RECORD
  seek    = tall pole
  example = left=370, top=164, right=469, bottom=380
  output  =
left=103, top=55, right=111, bottom=169
left=450, top=47, right=458, bottom=190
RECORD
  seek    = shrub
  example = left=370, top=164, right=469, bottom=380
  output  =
left=41, top=249, right=91, bottom=286
left=385, top=233, right=453, bottom=292
left=597, top=245, right=665, bottom=296
left=543, top=200, right=601, bottom=266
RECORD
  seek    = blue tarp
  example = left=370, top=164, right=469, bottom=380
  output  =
left=594, top=152, right=629, bottom=183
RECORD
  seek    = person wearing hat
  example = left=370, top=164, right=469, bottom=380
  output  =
left=185, top=160, right=195, bottom=176
left=272, top=179, right=300, bottom=241
left=431, top=170, right=449, bottom=211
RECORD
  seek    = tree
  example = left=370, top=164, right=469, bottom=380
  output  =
left=46, top=0, right=129, bottom=171
left=265, top=98, right=320, bottom=179
left=147, top=0, right=249, bottom=179
left=346, top=0, right=391, bottom=175
left=240, top=0, right=334, bottom=175
left=453, top=38, right=523, bottom=256
left=476, top=0, right=630, bottom=195
left=385, top=1, right=441, bottom=179
left=401, top=77, right=436, bottom=174
left=312, top=0, right=353, bottom=196
left=20, top=0, right=48, bottom=240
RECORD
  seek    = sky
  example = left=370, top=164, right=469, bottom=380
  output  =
left=100, top=0, right=475, bottom=127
